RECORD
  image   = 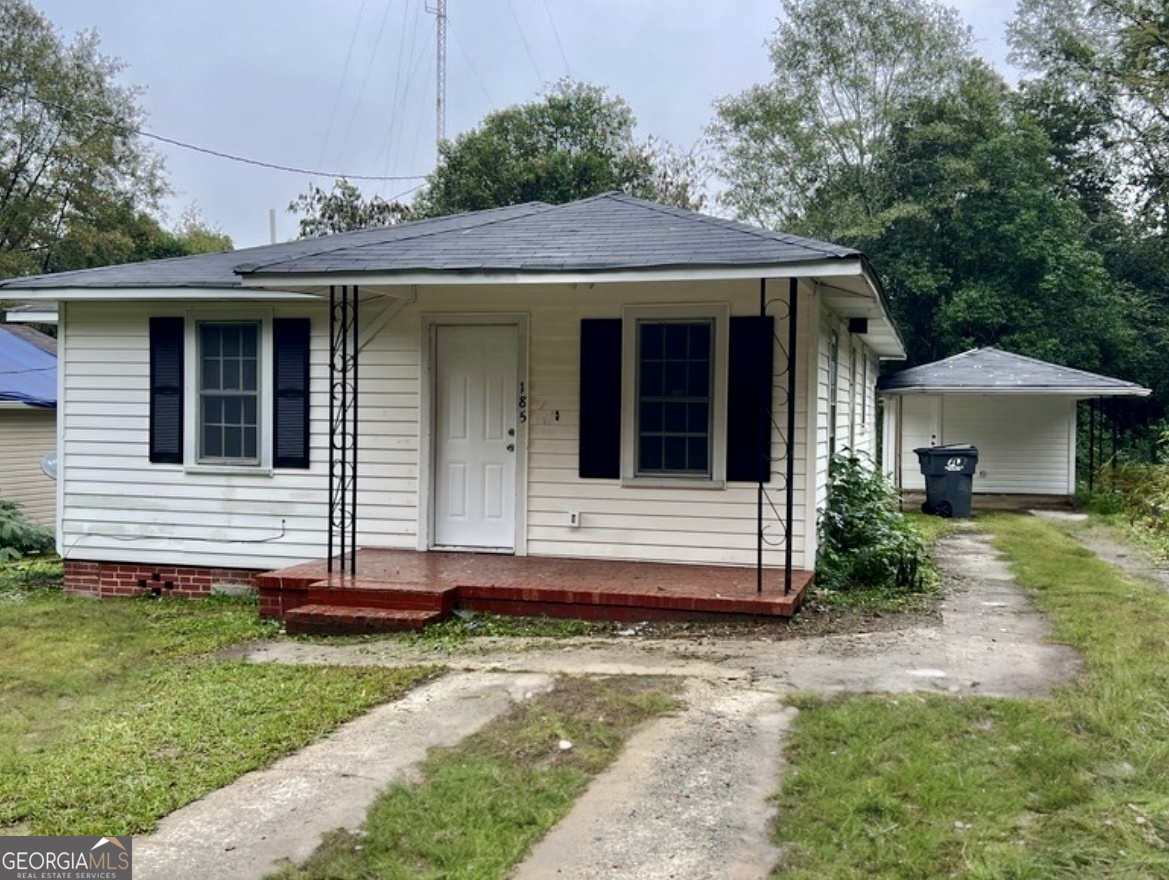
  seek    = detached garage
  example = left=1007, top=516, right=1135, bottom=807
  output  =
left=879, top=348, right=1150, bottom=498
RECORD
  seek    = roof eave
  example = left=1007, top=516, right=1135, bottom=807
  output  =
left=236, top=258, right=870, bottom=290
left=879, top=386, right=1151, bottom=397
left=0, top=286, right=319, bottom=302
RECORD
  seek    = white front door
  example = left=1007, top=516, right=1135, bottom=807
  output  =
left=433, top=324, right=518, bottom=550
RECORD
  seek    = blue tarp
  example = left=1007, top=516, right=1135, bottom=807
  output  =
left=0, top=330, right=56, bottom=408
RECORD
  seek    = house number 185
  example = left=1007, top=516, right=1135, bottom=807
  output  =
left=518, top=382, right=527, bottom=423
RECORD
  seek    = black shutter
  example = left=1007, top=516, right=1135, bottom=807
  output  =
left=579, top=318, right=622, bottom=478
left=726, top=315, right=774, bottom=482
left=149, top=317, right=184, bottom=464
left=273, top=318, right=311, bottom=469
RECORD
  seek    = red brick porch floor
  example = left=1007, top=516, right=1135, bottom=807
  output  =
left=256, top=549, right=812, bottom=635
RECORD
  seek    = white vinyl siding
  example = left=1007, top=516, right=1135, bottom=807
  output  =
left=60, top=301, right=329, bottom=570
left=939, top=395, right=1076, bottom=494
left=889, top=393, right=1076, bottom=495
left=403, top=280, right=816, bottom=569
left=58, top=278, right=889, bottom=575
left=0, top=408, right=56, bottom=526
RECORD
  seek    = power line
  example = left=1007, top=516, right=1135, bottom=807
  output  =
left=316, top=0, right=368, bottom=171
left=0, top=84, right=427, bottom=183
left=505, top=0, right=545, bottom=85
left=540, top=0, right=571, bottom=78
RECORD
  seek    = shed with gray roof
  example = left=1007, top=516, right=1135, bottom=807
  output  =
left=878, top=347, right=1151, bottom=497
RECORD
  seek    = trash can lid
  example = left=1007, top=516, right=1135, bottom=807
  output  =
left=913, top=444, right=978, bottom=456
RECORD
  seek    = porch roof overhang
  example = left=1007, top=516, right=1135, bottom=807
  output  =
left=237, top=258, right=907, bottom=359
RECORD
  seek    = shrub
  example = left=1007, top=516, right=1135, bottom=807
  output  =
left=0, top=499, right=54, bottom=560
left=817, top=453, right=927, bottom=591
left=1085, top=462, right=1169, bottom=537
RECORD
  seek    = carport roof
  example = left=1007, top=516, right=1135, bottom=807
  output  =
left=877, top=347, right=1151, bottom=397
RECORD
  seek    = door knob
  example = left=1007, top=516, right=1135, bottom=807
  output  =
left=507, top=444, right=515, bottom=452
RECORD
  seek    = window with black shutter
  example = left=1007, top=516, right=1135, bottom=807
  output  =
left=148, top=316, right=312, bottom=469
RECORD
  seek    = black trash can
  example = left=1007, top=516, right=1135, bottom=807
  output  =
left=913, top=444, right=979, bottom=518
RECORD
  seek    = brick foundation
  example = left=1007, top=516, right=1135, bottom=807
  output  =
left=63, top=560, right=261, bottom=599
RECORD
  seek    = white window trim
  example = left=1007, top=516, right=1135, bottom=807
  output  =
left=620, top=302, right=729, bottom=488
left=183, top=308, right=275, bottom=474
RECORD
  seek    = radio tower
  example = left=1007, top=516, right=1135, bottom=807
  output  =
left=426, top=0, right=447, bottom=161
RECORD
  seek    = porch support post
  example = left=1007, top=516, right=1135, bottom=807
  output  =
left=784, top=278, right=798, bottom=596
left=757, top=280, right=765, bottom=594
left=328, top=284, right=360, bottom=576
left=1088, top=398, right=1096, bottom=490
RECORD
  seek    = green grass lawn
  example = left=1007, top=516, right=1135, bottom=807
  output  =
left=0, top=572, right=437, bottom=836
left=773, top=513, right=1169, bottom=878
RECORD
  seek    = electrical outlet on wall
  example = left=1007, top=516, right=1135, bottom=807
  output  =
left=568, top=511, right=580, bottom=528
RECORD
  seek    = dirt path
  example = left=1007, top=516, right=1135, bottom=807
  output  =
left=136, top=525, right=1079, bottom=880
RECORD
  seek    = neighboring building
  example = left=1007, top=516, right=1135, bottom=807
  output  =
left=879, top=347, right=1151, bottom=497
left=0, top=193, right=904, bottom=598
left=0, top=325, right=57, bottom=526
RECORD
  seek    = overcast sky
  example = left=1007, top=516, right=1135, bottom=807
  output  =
left=34, top=0, right=1019, bottom=248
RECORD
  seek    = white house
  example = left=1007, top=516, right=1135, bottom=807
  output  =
left=879, top=347, right=1150, bottom=497
left=0, top=193, right=904, bottom=613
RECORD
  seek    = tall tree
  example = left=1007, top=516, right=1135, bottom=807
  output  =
left=866, top=65, right=1146, bottom=381
left=412, top=80, right=705, bottom=219
left=0, top=0, right=167, bottom=278
left=710, top=0, right=977, bottom=240
left=1009, top=0, right=1169, bottom=225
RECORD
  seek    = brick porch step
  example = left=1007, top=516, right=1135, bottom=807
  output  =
left=283, top=604, right=444, bottom=636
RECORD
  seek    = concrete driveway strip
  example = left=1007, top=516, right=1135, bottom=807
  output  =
left=133, top=671, right=553, bottom=880
left=512, top=678, right=795, bottom=880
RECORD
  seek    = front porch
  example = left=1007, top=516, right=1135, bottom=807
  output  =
left=256, top=549, right=813, bottom=635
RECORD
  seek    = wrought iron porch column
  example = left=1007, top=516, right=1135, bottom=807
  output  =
left=328, top=284, right=360, bottom=576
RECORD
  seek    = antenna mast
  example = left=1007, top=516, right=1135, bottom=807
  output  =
left=426, top=0, right=447, bottom=160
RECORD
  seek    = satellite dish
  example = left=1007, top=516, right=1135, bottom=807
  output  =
left=40, top=451, right=57, bottom=480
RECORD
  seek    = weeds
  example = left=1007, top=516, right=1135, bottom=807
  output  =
left=817, top=453, right=930, bottom=592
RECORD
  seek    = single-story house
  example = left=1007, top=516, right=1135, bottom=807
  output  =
left=0, top=193, right=904, bottom=619
left=879, top=347, right=1150, bottom=497
left=0, top=325, right=57, bottom=526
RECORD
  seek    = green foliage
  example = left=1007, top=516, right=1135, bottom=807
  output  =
left=0, top=0, right=168, bottom=278
left=288, top=178, right=413, bottom=238
left=0, top=556, right=61, bottom=593
left=1083, top=462, right=1169, bottom=549
left=0, top=499, right=52, bottom=560
left=411, top=80, right=706, bottom=219
left=0, top=588, right=436, bottom=834
left=710, top=0, right=977, bottom=237
left=867, top=64, right=1148, bottom=374
left=777, top=514, right=1169, bottom=876
left=816, top=453, right=927, bottom=591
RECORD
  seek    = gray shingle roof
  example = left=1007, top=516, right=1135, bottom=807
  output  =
left=878, top=347, right=1150, bottom=396
left=0, top=193, right=860, bottom=291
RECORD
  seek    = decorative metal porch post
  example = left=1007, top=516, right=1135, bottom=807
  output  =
left=328, top=285, right=360, bottom=576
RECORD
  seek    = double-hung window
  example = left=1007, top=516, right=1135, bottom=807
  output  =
left=636, top=320, right=713, bottom=477
left=198, top=322, right=260, bottom=463
left=149, top=314, right=311, bottom=470
left=620, top=304, right=729, bottom=485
